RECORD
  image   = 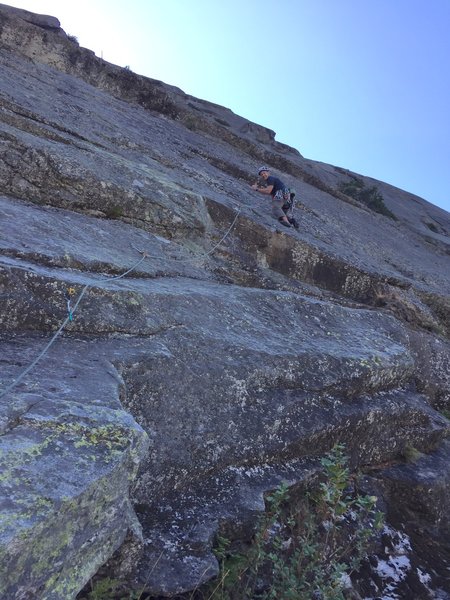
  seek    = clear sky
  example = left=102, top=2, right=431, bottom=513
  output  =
left=5, top=0, right=450, bottom=213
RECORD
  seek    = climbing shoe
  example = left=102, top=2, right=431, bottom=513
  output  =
left=289, top=218, right=300, bottom=229
left=279, top=219, right=292, bottom=227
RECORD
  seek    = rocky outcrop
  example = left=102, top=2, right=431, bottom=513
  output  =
left=0, top=335, right=149, bottom=599
left=0, top=5, right=449, bottom=599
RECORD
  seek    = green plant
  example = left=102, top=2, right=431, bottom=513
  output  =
left=338, top=177, right=397, bottom=220
left=105, top=205, right=123, bottom=219
left=81, top=576, right=143, bottom=600
left=183, top=115, right=200, bottom=131
left=85, top=577, right=121, bottom=599
left=77, top=548, right=164, bottom=600
left=425, top=222, right=439, bottom=233
left=401, top=444, right=423, bottom=463
left=202, top=444, right=383, bottom=600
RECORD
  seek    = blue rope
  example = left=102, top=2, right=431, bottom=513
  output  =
left=0, top=254, right=147, bottom=400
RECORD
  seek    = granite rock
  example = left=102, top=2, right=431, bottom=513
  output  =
left=0, top=4, right=449, bottom=598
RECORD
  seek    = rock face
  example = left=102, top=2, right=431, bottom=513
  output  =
left=0, top=4, right=449, bottom=599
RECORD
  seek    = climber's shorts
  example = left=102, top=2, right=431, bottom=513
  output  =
left=271, top=189, right=290, bottom=220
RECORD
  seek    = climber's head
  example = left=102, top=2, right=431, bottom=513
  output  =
left=258, top=166, right=270, bottom=179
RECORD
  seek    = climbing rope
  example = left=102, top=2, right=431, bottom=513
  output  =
left=0, top=208, right=242, bottom=400
left=187, top=207, right=241, bottom=262
left=202, top=208, right=240, bottom=258
left=0, top=253, right=147, bottom=400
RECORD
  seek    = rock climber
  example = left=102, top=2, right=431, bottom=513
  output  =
left=250, top=166, right=298, bottom=228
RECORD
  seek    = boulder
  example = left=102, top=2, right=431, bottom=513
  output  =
left=0, top=337, right=149, bottom=599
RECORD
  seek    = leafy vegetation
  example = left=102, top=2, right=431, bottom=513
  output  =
left=439, top=408, right=450, bottom=420
left=183, top=115, right=200, bottom=131
left=425, top=222, right=439, bottom=233
left=105, top=205, right=124, bottom=219
left=195, top=444, right=383, bottom=599
left=401, top=444, right=424, bottom=463
left=79, top=576, right=148, bottom=600
left=338, top=177, right=397, bottom=220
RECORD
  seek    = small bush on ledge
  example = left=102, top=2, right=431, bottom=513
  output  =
left=199, top=444, right=383, bottom=600
left=338, top=177, right=397, bottom=220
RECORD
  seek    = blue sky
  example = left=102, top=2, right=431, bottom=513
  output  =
left=6, top=0, right=450, bottom=213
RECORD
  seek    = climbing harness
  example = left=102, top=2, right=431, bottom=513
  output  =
left=282, top=189, right=300, bottom=229
left=282, top=189, right=296, bottom=218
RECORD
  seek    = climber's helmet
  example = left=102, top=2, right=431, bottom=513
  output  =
left=258, top=166, right=270, bottom=175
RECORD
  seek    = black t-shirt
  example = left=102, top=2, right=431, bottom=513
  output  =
left=266, top=176, right=286, bottom=197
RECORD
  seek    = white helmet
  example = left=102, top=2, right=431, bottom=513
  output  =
left=258, top=166, right=270, bottom=175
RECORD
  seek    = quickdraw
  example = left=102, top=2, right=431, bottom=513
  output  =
left=65, top=287, right=76, bottom=321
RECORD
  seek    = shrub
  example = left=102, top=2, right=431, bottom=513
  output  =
left=79, top=576, right=146, bottom=599
left=402, top=445, right=423, bottom=463
left=183, top=115, right=200, bottom=131
left=105, top=205, right=123, bottom=219
left=202, top=444, right=383, bottom=600
left=338, top=178, right=397, bottom=220
left=425, top=222, right=439, bottom=233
